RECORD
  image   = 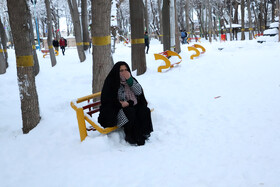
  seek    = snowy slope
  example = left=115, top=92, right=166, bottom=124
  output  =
left=1, top=38, right=280, bottom=187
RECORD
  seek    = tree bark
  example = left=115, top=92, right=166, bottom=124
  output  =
left=81, top=0, right=90, bottom=50
left=157, top=0, right=163, bottom=43
left=68, top=0, right=86, bottom=62
left=174, top=0, right=181, bottom=54
left=162, top=0, right=170, bottom=51
left=259, top=0, right=264, bottom=33
left=229, top=0, right=233, bottom=41
left=185, top=0, right=190, bottom=33
left=0, top=43, right=6, bottom=74
left=0, top=18, right=8, bottom=69
left=207, top=0, right=212, bottom=43
left=247, top=0, right=253, bottom=40
left=144, top=0, right=149, bottom=32
left=129, top=0, right=146, bottom=75
left=27, top=5, right=40, bottom=75
left=7, top=0, right=40, bottom=134
left=241, top=0, right=245, bottom=40
left=277, top=0, right=280, bottom=42
left=45, top=0, right=57, bottom=67
left=91, top=0, right=113, bottom=93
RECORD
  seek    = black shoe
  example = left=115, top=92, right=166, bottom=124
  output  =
left=125, top=136, right=136, bottom=144
left=136, top=138, right=145, bottom=146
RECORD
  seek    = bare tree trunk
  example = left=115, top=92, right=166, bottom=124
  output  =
left=272, top=0, right=276, bottom=22
left=259, top=0, right=264, bottom=33
left=0, top=44, right=6, bottom=74
left=264, top=1, right=268, bottom=28
left=162, top=0, right=170, bottom=51
left=68, top=0, right=86, bottom=62
left=207, top=0, right=212, bottom=43
left=277, top=0, right=280, bottom=42
left=252, top=2, right=260, bottom=34
left=170, top=0, right=175, bottom=49
left=185, top=0, right=190, bottom=33
left=0, top=18, right=8, bottom=72
left=45, top=0, right=57, bottom=67
left=158, top=0, right=163, bottom=43
left=41, top=19, right=46, bottom=37
left=144, top=0, right=149, bottom=32
left=27, top=6, right=40, bottom=75
left=81, top=0, right=90, bottom=50
left=241, top=0, right=245, bottom=40
left=129, top=0, right=147, bottom=75
left=174, top=0, right=181, bottom=54
left=150, top=0, right=160, bottom=38
left=247, top=0, right=253, bottom=40
left=7, top=0, right=40, bottom=134
left=229, top=0, right=233, bottom=41
left=233, top=0, right=238, bottom=40
left=91, top=0, right=112, bottom=93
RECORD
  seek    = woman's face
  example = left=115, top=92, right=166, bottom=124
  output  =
left=120, top=65, right=128, bottom=77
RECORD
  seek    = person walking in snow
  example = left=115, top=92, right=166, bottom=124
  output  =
left=52, top=38, right=59, bottom=52
left=98, top=61, right=153, bottom=146
left=59, top=37, right=67, bottom=55
left=144, top=31, right=150, bottom=54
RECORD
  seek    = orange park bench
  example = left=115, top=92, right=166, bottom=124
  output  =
left=154, top=50, right=182, bottom=72
left=42, top=49, right=59, bottom=58
left=192, top=44, right=206, bottom=54
left=187, top=37, right=201, bottom=43
left=71, top=92, right=154, bottom=142
left=188, top=46, right=200, bottom=60
left=254, top=33, right=263, bottom=39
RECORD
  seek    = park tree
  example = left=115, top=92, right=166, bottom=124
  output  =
left=144, top=0, right=149, bottom=32
left=0, top=17, right=8, bottom=70
left=129, top=0, right=147, bottom=75
left=7, top=0, right=41, bottom=134
left=162, top=0, right=170, bottom=51
left=277, top=0, right=280, bottom=42
left=207, top=0, right=213, bottom=43
left=81, top=0, right=90, bottom=51
left=247, top=0, right=253, bottom=40
left=241, top=0, right=245, bottom=40
left=67, top=0, right=86, bottom=62
left=0, top=41, right=5, bottom=74
left=185, top=0, right=190, bottom=34
left=45, top=0, right=57, bottom=67
left=27, top=3, right=40, bottom=75
left=174, top=0, right=181, bottom=54
left=91, top=0, right=113, bottom=93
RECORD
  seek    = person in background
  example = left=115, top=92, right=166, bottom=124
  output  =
left=59, top=37, right=67, bottom=55
left=181, top=30, right=187, bottom=44
left=98, top=61, right=153, bottom=146
left=184, top=30, right=189, bottom=44
left=144, top=31, right=149, bottom=54
left=52, top=38, right=59, bottom=52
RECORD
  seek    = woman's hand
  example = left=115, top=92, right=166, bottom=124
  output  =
left=123, top=71, right=131, bottom=80
left=120, top=101, right=129, bottom=108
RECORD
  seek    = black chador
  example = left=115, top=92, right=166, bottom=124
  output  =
left=98, top=61, right=153, bottom=146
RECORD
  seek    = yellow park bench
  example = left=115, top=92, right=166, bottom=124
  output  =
left=41, top=49, right=59, bottom=58
left=71, top=92, right=118, bottom=142
left=70, top=92, right=154, bottom=142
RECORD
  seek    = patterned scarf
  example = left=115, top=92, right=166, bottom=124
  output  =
left=120, top=76, right=137, bottom=105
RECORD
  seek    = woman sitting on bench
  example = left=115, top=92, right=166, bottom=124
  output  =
left=98, top=61, right=153, bottom=146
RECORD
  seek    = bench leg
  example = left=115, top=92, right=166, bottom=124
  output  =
left=43, top=53, right=48, bottom=58
left=76, top=107, right=88, bottom=142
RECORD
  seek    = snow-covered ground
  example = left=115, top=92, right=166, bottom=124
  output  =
left=1, top=36, right=280, bottom=187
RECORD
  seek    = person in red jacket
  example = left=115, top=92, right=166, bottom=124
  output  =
left=59, top=37, right=67, bottom=55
